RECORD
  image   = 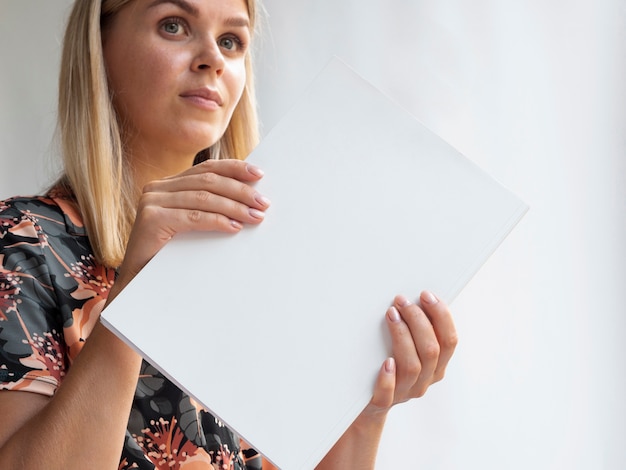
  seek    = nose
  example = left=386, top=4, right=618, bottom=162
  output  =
left=192, top=36, right=225, bottom=76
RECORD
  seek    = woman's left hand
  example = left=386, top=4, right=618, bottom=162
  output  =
left=316, top=291, right=457, bottom=469
left=364, top=291, right=458, bottom=418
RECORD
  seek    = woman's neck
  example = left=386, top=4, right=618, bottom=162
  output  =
left=126, top=145, right=198, bottom=193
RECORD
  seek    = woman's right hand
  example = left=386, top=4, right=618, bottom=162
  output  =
left=111, top=159, right=270, bottom=299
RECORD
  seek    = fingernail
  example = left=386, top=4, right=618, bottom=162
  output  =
left=249, top=208, right=265, bottom=219
left=422, top=291, right=439, bottom=304
left=387, top=306, right=401, bottom=323
left=254, top=192, right=271, bottom=207
left=395, top=295, right=411, bottom=307
left=384, top=357, right=396, bottom=373
left=230, top=219, right=243, bottom=230
left=246, top=164, right=264, bottom=177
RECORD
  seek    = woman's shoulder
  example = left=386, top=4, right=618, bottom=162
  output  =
left=0, top=193, right=86, bottom=238
left=2, top=194, right=59, bottom=214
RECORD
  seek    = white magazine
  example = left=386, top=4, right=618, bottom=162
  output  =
left=101, top=57, right=528, bottom=470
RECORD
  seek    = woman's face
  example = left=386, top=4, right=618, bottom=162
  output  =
left=103, top=0, right=250, bottom=168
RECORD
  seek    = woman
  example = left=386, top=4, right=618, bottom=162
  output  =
left=0, top=0, right=458, bottom=468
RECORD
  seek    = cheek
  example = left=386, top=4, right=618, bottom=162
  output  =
left=225, top=62, right=248, bottom=113
left=106, top=37, right=181, bottom=96
left=104, top=44, right=142, bottom=112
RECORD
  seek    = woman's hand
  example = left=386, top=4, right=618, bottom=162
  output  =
left=365, top=291, right=457, bottom=416
left=317, top=291, right=457, bottom=469
left=112, top=159, right=270, bottom=298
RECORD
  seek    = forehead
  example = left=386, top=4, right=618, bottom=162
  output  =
left=125, top=0, right=251, bottom=17
left=102, top=0, right=254, bottom=35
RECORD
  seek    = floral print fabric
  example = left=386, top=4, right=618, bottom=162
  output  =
left=0, top=195, right=264, bottom=469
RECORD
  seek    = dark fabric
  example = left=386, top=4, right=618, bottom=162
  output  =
left=0, top=195, right=259, bottom=469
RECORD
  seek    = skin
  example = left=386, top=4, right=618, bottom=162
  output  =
left=103, top=0, right=253, bottom=186
left=0, top=0, right=458, bottom=468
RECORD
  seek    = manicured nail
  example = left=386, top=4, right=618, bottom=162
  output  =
left=254, top=192, right=271, bottom=207
left=230, top=219, right=243, bottom=230
left=249, top=208, right=265, bottom=219
left=384, top=357, right=396, bottom=373
left=387, top=306, right=401, bottom=323
left=422, top=291, right=439, bottom=304
left=246, top=164, right=264, bottom=177
left=395, top=295, right=411, bottom=307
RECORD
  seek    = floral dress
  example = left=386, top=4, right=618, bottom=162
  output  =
left=0, top=194, right=265, bottom=469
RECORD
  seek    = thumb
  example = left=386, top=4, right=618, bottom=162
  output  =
left=368, top=357, right=396, bottom=411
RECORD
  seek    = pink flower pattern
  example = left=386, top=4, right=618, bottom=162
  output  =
left=0, top=195, right=267, bottom=469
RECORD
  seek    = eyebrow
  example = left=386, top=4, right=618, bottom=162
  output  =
left=146, top=0, right=250, bottom=29
left=147, top=0, right=200, bottom=17
left=223, top=16, right=250, bottom=29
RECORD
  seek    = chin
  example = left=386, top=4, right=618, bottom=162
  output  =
left=187, top=132, right=223, bottom=153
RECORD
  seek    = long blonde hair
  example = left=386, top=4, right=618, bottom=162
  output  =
left=57, top=0, right=260, bottom=268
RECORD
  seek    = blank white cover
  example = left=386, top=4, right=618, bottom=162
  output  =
left=101, top=57, right=528, bottom=469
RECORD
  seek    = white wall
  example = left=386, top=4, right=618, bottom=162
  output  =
left=0, top=0, right=70, bottom=197
left=1, top=1, right=624, bottom=468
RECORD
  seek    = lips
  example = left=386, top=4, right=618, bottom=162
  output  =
left=179, top=88, right=223, bottom=107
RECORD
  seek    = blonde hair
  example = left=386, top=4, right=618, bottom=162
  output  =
left=57, top=0, right=260, bottom=268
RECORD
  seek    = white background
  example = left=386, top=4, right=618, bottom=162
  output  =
left=1, top=1, right=624, bottom=469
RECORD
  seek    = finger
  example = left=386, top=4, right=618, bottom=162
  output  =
left=141, top=189, right=266, bottom=227
left=175, top=158, right=265, bottom=183
left=135, top=200, right=246, bottom=241
left=368, top=358, right=396, bottom=412
left=386, top=305, right=420, bottom=400
left=144, top=172, right=271, bottom=212
left=395, top=295, right=440, bottom=397
left=419, top=291, right=458, bottom=382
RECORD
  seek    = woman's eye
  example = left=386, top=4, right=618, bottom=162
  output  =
left=219, top=36, right=241, bottom=51
left=164, top=23, right=179, bottom=34
left=161, top=19, right=186, bottom=36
